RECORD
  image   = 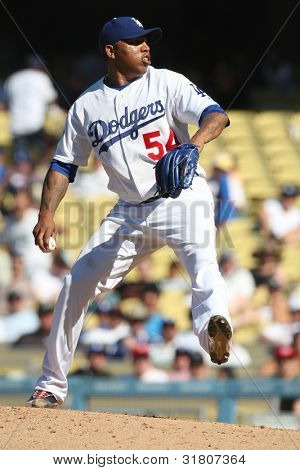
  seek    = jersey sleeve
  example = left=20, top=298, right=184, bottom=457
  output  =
left=170, top=72, right=226, bottom=126
left=53, top=103, right=91, bottom=167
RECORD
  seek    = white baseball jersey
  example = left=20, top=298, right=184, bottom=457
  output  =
left=54, top=66, right=220, bottom=203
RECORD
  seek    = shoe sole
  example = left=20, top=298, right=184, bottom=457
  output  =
left=208, top=315, right=232, bottom=365
left=31, top=399, right=58, bottom=409
left=26, top=396, right=59, bottom=409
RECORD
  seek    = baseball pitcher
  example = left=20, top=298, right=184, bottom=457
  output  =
left=28, top=16, right=232, bottom=408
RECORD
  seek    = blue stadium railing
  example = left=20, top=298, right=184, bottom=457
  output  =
left=0, top=377, right=300, bottom=423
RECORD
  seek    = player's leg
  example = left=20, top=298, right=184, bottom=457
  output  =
left=30, top=203, right=162, bottom=406
left=172, top=243, right=232, bottom=364
left=150, top=177, right=232, bottom=362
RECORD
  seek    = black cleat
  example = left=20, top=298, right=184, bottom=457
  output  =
left=26, top=390, right=59, bottom=408
left=208, top=315, right=232, bottom=365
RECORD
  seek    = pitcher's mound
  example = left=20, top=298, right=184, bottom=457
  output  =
left=0, top=406, right=299, bottom=450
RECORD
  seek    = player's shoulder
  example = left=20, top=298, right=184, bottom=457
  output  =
left=10, top=68, right=48, bottom=81
left=5, top=69, right=32, bottom=87
left=77, top=78, right=104, bottom=103
left=148, top=67, right=189, bottom=95
left=7, top=68, right=29, bottom=80
left=149, top=66, right=186, bottom=83
left=69, top=78, right=104, bottom=112
left=263, top=198, right=281, bottom=211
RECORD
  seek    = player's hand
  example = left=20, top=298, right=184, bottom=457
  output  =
left=33, top=211, right=57, bottom=253
left=155, top=143, right=199, bottom=198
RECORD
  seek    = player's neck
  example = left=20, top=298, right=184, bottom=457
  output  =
left=105, top=68, right=144, bottom=88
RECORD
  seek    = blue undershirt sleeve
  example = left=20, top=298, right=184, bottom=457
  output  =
left=199, top=104, right=230, bottom=127
left=49, top=159, right=78, bottom=183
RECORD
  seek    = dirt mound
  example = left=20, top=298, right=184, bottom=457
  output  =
left=0, top=406, right=299, bottom=450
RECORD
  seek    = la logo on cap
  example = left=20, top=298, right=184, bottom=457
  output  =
left=131, top=17, right=143, bottom=28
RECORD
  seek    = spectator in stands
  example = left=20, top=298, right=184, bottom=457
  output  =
left=117, top=281, right=143, bottom=302
left=261, top=50, right=296, bottom=93
left=80, top=308, right=130, bottom=358
left=50, top=249, right=72, bottom=280
left=1, top=188, right=51, bottom=277
left=190, top=352, right=209, bottom=379
left=169, top=348, right=192, bottom=381
left=4, top=54, right=57, bottom=160
left=294, top=326, right=300, bottom=356
left=142, top=283, right=165, bottom=343
left=287, top=290, right=300, bottom=338
left=71, top=344, right=112, bottom=377
left=0, top=290, right=38, bottom=343
left=259, top=184, right=300, bottom=244
left=219, top=251, right=258, bottom=329
left=225, top=154, right=246, bottom=214
left=281, top=335, right=300, bottom=417
left=262, top=344, right=300, bottom=415
left=208, top=151, right=246, bottom=227
left=122, top=305, right=150, bottom=355
left=0, top=251, right=35, bottom=315
left=14, top=302, right=53, bottom=347
left=30, top=249, right=71, bottom=304
left=131, top=344, right=169, bottom=383
left=251, top=242, right=286, bottom=288
left=135, top=258, right=153, bottom=283
left=149, top=318, right=178, bottom=367
left=159, top=261, right=190, bottom=293
left=0, top=146, right=7, bottom=188
left=260, top=278, right=295, bottom=347
left=5, top=150, right=35, bottom=193
left=83, top=306, right=112, bottom=332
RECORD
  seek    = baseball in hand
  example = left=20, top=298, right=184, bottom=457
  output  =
left=47, top=236, right=56, bottom=252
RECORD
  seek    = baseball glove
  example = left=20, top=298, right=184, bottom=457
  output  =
left=155, top=143, right=199, bottom=198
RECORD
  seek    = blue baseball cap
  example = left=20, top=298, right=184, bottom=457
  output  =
left=99, top=16, right=162, bottom=53
left=281, top=184, right=298, bottom=197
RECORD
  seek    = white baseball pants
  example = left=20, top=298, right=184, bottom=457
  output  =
left=35, top=176, right=231, bottom=403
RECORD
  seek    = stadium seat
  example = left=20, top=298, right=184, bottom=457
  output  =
left=0, top=111, right=11, bottom=146
left=157, top=290, right=190, bottom=330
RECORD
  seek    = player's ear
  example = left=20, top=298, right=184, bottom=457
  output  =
left=105, top=44, right=115, bottom=60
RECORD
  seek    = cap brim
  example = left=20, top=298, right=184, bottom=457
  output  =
left=143, top=28, right=162, bottom=43
left=121, top=27, right=162, bottom=44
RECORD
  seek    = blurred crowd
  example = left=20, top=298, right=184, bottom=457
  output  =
left=0, top=53, right=300, bottom=418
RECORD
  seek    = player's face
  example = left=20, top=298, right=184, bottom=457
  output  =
left=112, top=36, right=151, bottom=77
